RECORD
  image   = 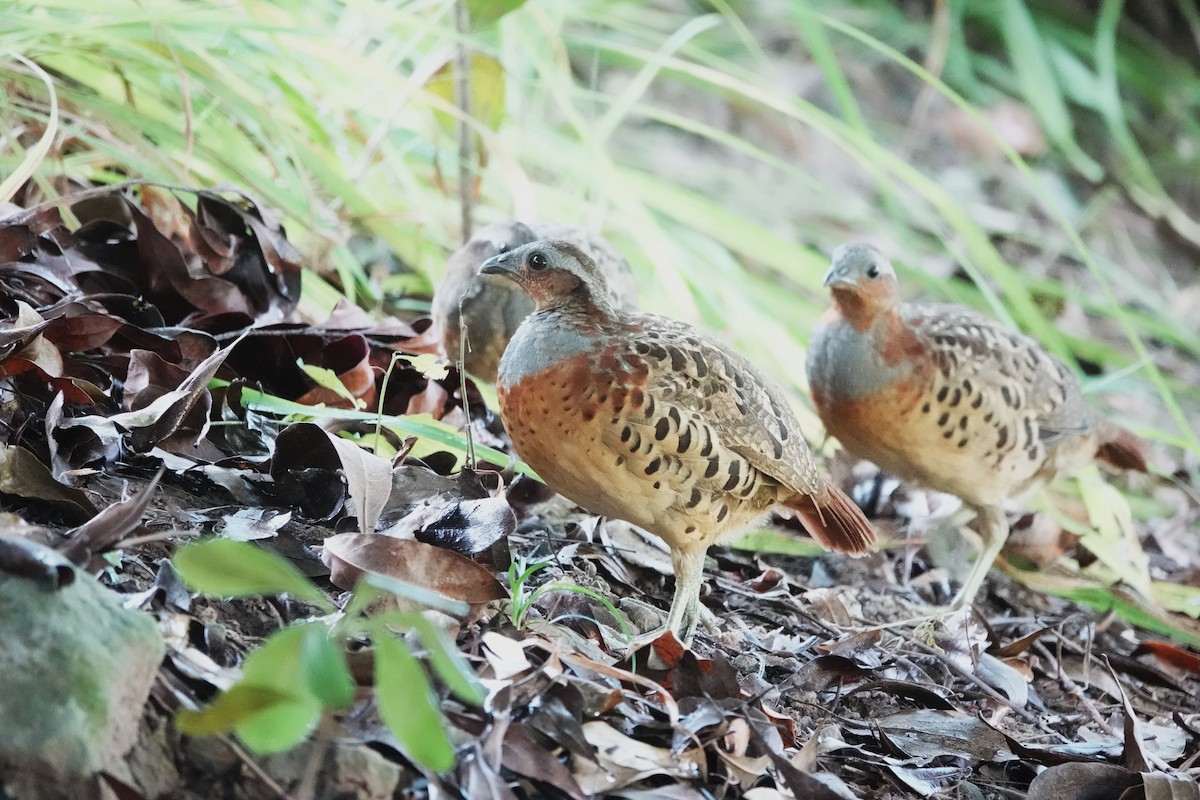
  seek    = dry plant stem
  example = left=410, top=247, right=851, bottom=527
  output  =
left=456, top=302, right=476, bottom=468
left=218, top=735, right=297, bottom=800
left=1032, top=640, right=1115, bottom=735
left=453, top=0, right=473, bottom=243
left=115, top=529, right=201, bottom=550
left=906, top=640, right=1039, bottom=722
left=294, top=734, right=330, bottom=800
left=906, top=0, right=950, bottom=139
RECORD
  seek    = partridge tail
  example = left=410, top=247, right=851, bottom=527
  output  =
left=785, top=478, right=876, bottom=556
left=1095, top=423, right=1149, bottom=474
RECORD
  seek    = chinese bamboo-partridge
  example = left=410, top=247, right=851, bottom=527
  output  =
left=481, top=240, right=876, bottom=645
left=807, top=243, right=1147, bottom=611
left=432, top=220, right=638, bottom=382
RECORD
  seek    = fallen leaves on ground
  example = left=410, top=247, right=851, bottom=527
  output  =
left=1, top=184, right=1198, bottom=798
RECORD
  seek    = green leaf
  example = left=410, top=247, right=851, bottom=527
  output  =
left=1072, top=467, right=1153, bottom=600
left=1153, top=581, right=1200, bottom=620
left=466, top=0, right=526, bottom=29
left=364, top=572, right=471, bottom=617
left=297, top=359, right=365, bottom=409
left=374, top=632, right=456, bottom=772
left=1008, top=566, right=1200, bottom=649
left=389, top=613, right=486, bottom=705
left=426, top=53, right=506, bottom=134
left=175, top=684, right=300, bottom=735
left=997, top=0, right=1102, bottom=181
left=300, top=627, right=356, bottom=709
left=177, top=624, right=342, bottom=753
left=725, top=528, right=826, bottom=557
left=225, top=385, right=535, bottom=478
left=173, top=538, right=333, bottom=611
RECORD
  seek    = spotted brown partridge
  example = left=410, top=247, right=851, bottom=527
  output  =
left=807, top=243, right=1147, bottom=611
left=432, top=220, right=638, bottom=383
left=480, top=240, right=875, bottom=645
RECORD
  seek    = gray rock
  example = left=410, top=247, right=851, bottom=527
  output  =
left=0, top=537, right=164, bottom=783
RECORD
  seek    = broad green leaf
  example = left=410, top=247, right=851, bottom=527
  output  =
left=233, top=692, right=323, bottom=753
left=466, top=0, right=526, bottom=29
left=374, top=632, right=456, bottom=772
left=377, top=612, right=486, bottom=705
left=300, top=627, right=356, bottom=709
left=175, top=684, right=299, bottom=735
left=426, top=54, right=506, bottom=134
left=726, top=528, right=825, bottom=557
left=297, top=359, right=365, bottom=409
left=177, top=624, right=339, bottom=753
left=173, top=538, right=333, bottom=611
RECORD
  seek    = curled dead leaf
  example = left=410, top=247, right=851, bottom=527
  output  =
left=321, top=532, right=505, bottom=612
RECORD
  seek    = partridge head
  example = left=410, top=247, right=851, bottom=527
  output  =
left=808, top=243, right=1147, bottom=612
left=482, top=240, right=876, bottom=646
left=432, top=221, right=637, bottom=382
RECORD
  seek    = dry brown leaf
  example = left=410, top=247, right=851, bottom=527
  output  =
left=321, top=532, right=504, bottom=607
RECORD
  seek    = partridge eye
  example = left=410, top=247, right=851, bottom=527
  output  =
left=529, top=252, right=548, bottom=271
left=866, top=264, right=881, bottom=279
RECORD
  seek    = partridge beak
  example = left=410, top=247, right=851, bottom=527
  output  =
left=822, top=263, right=853, bottom=289
left=479, top=251, right=517, bottom=278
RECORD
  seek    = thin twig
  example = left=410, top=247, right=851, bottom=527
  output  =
left=453, top=0, right=474, bottom=243
left=218, top=734, right=297, bottom=800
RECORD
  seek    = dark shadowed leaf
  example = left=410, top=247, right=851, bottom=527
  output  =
left=0, top=444, right=97, bottom=523
left=60, top=466, right=164, bottom=564
left=1026, top=763, right=1140, bottom=800
left=110, top=333, right=243, bottom=452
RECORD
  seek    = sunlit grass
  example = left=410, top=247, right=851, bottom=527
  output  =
left=3, top=0, right=1198, bottom=635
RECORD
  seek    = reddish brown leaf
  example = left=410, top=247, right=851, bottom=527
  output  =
left=321, top=532, right=505, bottom=606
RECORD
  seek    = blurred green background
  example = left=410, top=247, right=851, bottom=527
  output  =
left=3, top=0, right=1198, bottom=454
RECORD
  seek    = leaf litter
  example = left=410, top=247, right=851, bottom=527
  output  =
left=0, top=173, right=1197, bottom=800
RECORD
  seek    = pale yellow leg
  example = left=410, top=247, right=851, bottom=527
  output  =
left=622, top=545, right=708, bottom=651
left=842, top=504, right=1009, bottom=632
left=945, top=504, right=1009, bottom=612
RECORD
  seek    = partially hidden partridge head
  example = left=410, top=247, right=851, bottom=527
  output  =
left=807, top=243, right=1147, bottom=611
left=432, top=221, right=638, bottom=383
left=481, top=240, right=876, bottom=646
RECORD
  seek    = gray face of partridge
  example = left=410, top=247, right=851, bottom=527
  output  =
left=432, top=222, right=637, bottom=383
left=823, top=242, right=897, bottom=290
left=484, top=239, right=875, bottom=646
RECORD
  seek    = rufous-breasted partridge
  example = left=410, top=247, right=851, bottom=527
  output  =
left=481, top=240, right=876, bottom=645
left=432, top=221, right=638, bottom=383
left=807, top=243, right=1147, bottom=611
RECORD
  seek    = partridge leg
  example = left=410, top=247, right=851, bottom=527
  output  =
left=842, top=505, right=1010, bottom=632
left=662, top=546, right=707, bottom=641
left=946, top=504, right=1008, bottom=612
left=621, top=545, right=709, bottom=652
